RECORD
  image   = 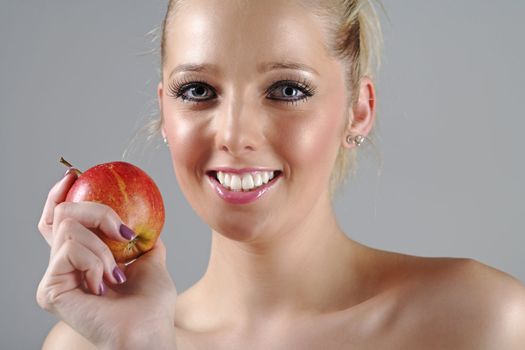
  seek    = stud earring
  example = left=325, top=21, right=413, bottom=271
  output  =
left=163, top=137, right=168, bottom=146
left=347, top=134, right=365, bottom=147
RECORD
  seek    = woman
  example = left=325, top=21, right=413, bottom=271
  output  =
left=37, top=0, right=525, bottom=349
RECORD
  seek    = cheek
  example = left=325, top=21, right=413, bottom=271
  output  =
left=163, top=113, right=209, bottom=185
left=277, top=101, right=345, bottom=182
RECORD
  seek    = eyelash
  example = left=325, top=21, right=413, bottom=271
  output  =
left=167, top=77, right=316, bottom=106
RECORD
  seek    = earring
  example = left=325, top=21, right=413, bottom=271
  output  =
left=163, top=137, right=168, bottom=146
left=347, top=134, right=365, bottom=147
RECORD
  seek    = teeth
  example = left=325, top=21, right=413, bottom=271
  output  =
left=241, top=174, right=254, bottom=191
left=223, top=173, right=231, bottom=187
left=215, top=171, right=278, bottom=191
left=253, top=173, right=263, bottom=187
left=230, top=174, right=241, bottom=191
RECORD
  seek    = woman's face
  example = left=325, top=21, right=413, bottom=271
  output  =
left=159, top=0, right=352, bottom=242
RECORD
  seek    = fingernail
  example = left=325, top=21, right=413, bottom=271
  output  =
left=63, top=167, right=79, bottom=178
left=113, top=266, right=127, bottom=284
left=98, top=281, right=106, bottom=296
left=119, top=224, right=136, bottom=240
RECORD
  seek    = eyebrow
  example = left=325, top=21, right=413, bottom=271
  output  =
left=168, top=61, right=319, bottom=79
left=168, top=63, right=219, bottom=79
left=257, top=61, right=319, bottom=75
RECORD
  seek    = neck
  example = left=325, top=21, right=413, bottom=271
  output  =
left=193, top=193, right=364, bottom=329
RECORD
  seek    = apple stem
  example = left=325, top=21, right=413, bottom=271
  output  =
left=59, top=157, right=83, bottom=176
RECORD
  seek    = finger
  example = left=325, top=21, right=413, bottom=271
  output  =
left=52, top=218, right=126, bottom=285
left=52, top=201, right=136, bottom=246
left=38, top=168, right=79, bottom=245
left=118, top=237, right=177, bottom=298
left=129, top=238, right=166, bottom=270
left=148, top=238, right=167, bottom=265
left=48, top=239, right=105, bottom=296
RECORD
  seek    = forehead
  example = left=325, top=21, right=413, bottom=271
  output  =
left=164, top=0, right=332, bottom=76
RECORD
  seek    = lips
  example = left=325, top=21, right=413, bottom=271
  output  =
left=206, top=170, right=282, bottom=204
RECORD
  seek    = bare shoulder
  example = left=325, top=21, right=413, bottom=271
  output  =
left=393, top=255, right=525, bottom=349
left=42, top=321, right=96, bottom=350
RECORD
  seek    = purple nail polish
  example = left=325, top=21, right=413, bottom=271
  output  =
left=119, top=224, right=136, bottom=240
left=98, top=281, right=106, bottom=296
left=113, top=266, right=127, bottom=284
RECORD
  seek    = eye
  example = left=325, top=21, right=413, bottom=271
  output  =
left=272, top=86, right=303, bottom=98
left=168, top=80, right=216, bottom=102
left=266, top=80, right=315, bottom=104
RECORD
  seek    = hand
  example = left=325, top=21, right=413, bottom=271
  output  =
left=36, top=169, right=178, bottom=349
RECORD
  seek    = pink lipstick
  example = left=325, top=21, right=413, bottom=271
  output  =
left=206, top=171, right=282, bottom=204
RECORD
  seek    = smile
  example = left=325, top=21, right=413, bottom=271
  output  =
left=206, top=170, right=282, bottom=204
left=214, top=170, right=279, bottom=191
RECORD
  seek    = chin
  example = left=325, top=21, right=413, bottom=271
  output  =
left=212, top=216, right=273, bottom=243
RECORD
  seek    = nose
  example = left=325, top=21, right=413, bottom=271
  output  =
left=214, top=96, right=264, bottom=156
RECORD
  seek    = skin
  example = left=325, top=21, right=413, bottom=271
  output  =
left=39, top=0, right=525, bottom=349
left=159, top=0, right=373, bottom=331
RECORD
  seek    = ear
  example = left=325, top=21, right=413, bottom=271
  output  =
left=157, top=81, right=167, bottom=139
left=342, top=76, right=376, bottom=149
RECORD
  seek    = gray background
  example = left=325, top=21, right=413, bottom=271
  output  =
left=1, top=1, right=524, bottom=348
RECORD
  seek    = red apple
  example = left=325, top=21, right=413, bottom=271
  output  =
left=62, top=158, right=165, bottom=264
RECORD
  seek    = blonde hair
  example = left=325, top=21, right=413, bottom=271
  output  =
left=124, top=0, right=384, bottom=200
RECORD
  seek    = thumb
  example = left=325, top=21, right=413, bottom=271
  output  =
left=117, top=237, right=175, bottom=294
left=139, top=237, right=167, bottom=267
left=118, top=237, right=167, bottom=272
